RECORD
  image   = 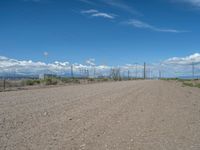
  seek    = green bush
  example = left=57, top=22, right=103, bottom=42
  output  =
left=72, top=78, right=80, bottom=84
left=44, top=78, right=58, bottom=85
left=88, top=78, right=95, bottom=82
left=25, top=79, right=41, bottom=86
left=102, top=78, right=109, bottom=82
left=195, top=83, right=200, bottom=88
left=182, top=82, right=194, bottom=87
left=61, top=78, right=71, bottom=83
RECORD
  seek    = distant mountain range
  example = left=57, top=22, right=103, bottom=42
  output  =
left=178, top=76, right=200, bottom=79
left=0, top=72, right=91, bottom=80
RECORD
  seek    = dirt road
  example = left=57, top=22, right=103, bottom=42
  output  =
left=0, top=80, right=200, bottom=150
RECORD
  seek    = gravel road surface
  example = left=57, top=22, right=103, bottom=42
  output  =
left=0, top=80, right=200, bottom=150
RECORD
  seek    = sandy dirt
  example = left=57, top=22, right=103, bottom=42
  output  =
left=0, top=80, right=200, bottom=150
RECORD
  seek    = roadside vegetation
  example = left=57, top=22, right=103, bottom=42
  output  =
left=182, top=80, right=200, bottom=88
left=23, top=77, right=141, bottom=86
left=24, top=77, right=80, bottom=86
left=162, top=78, right=200, bottom=88
left=0, top=77, right=143, bottom=92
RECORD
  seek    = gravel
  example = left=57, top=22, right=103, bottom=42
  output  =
left=0, top=80, right=200, bottom=150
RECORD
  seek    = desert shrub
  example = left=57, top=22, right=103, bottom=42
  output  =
left=34, top=80, right=41, bottom=84
left=195, top=83, right=200, bottom=88
left=25, top=79, right=41, bottom=86
left=72, top=78, right=80, bottom=84
left=102, top=78, right=109, bottom=82
left=162, top=78, right=179, bottom=81
left=88, top=78, right=95, bottom=82
left=25, top=80, right=34, bottom=86
left=182, top=82, right=194, bottom=87
left=44, top=78, right=58, bottom=85
left=61, top=78, right=71, bottom=83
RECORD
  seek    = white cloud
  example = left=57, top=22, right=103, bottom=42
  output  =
left=173, top=0, right=200, bottom=7
left=79, top=0, right=95, bottom=5
left=164, top=53, right=200, bottom=65
left=155, top=53, right=200, bottom=77
left=86, top=58, right=95, bottom=66
left=125, top=19, right=187, bottom=33
left=23, top=0, right=41, bottom=2
left=79, top=0, right=141, bottom=16
left=0, top=56, right=70, bottom=75
left=81, top=9, right=116, bottom=19
left=101, top=0, right=142, bottom=16
left=185, top=0, right=200, bottom=6
left=126, top=19, right=152, bottom=28
left=0, top=56, right=112, bottom=76
left=43, top=51, right=48, bottom=57
left=1, top=54, right=199, bottom=78
left=81, top=9, right=98, bottom=14
left=91, top=13, right=115, bottom=19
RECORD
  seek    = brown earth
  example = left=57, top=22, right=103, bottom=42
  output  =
left=0, top=80, right=200, bottom=150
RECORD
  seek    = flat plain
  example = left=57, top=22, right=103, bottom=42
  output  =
left=0, top=80, right=200, bottom=150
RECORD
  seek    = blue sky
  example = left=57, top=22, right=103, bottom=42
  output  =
left=0, top=0, right=200, bottom=76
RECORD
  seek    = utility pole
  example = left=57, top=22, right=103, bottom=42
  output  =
left=43, top=51, right=48, bottom=78
left=159, top=70, right=161, bottom=79
left=134, top=63, right=138, bottom=79
left=192, top=62, right=195, bottom=79
left=79, top=68, right=82, bottom=78
left=117, top=67, right=121, bottom=80
left=3, top=78, right=6, bottom=91
left=87, top=69, right=89, bottom=78
left=71, top=65, right=74, bottom=78
left=93, top=67, right=96, bottom=78
left=128, top=70, right=130, bottom=79
left=148, top=68, right=151, bottom=79
left=144, top=62, right=146, bottom=79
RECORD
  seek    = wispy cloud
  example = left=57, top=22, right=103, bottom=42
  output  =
left=172, top=0, right=200, bottom=7
left=79, top=0, right=96, bottom=5
left=101, top=0, right=142, bottom=16
left=124, top=19, right=187, bottom=33
left=23, top=0, right=41, bottom=2
left=81, top=9, right=98, bottom=14
left=79, top=0, right=141, bottom=16
left=43, top=51, right=48, bottom=57
left=81, top=9, right=116, bottom=19
left=91, top=13, right=115, bottom=19
left=187, top=0, right=200, bottom=6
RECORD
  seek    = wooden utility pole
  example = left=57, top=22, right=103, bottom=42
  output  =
left=93, top=67, right=96, bottom=78
left=79, top=68, right=82, bottom=77
left=148, top=68, right=151, bottom=79
left=192, top=62, right=195, bottom=79
left=3, top=79, right=6, bottom=91
left=135, top=64, right=138, bottom=79
left=128, top=70, right=130, bottom=79
left=87, top=69, right=89, bottom=78
left=71, top=65, right=74, bottom=78
left=159, top=70, right=161, bottom=79
left=144, top=62, right=146, bottom=79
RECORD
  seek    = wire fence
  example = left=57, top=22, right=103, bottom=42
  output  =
left=1, top=62, right=200, bottom=92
